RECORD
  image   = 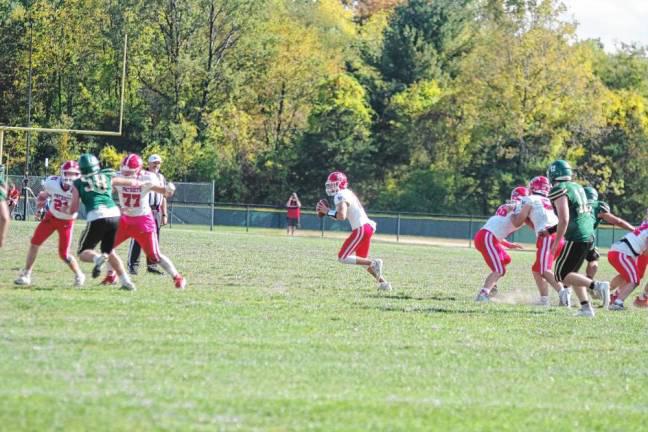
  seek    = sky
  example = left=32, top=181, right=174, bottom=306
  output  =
left=561, top=0, right=648, bottom=51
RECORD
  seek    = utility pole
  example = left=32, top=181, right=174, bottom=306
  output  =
left=22, top=12, right=33, bottom=221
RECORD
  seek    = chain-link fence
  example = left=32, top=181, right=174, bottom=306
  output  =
left=7, top=176, right=635, bottom=248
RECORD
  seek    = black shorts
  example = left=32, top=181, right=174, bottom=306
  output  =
left=287, top=217, right=298, bottom=227
left=78, top=217, right=120, bottom=255
left=555, top=240, right=594, bottom=282
left=586, top=245, right=600, bottom=262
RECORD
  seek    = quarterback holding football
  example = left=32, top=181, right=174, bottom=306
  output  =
left=316, top=171, right=391, bottom=291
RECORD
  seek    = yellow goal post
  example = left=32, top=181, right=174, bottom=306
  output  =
left=0, top=34, right=129, bottom=166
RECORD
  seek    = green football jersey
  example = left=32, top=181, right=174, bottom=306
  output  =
left=589, top=199, right=610, bottom=230
left=548, top=181, right=594, bottom=242
left=73, top=169, right=117, bottom=212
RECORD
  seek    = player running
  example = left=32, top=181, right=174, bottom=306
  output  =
left=608, top=218, right=648, bottom=310
left=547, top=160, right=610, bottom=317
left=14, top=161, right=86, bottom=287
left=473, top=186, right=528, bottom=302
left=315, top=171, right=391, bottom=291
left=72, top=153, right=140, bottom=290
left=582, top=186, right=635, bottom=281
left=514, top=176, right=569, bottom=306
left=103, top=154, right=186, bottom=289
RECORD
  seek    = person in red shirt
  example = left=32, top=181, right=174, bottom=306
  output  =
left=286, top=192, right=301, bottom=236
left=7, top=183, right=19, bottom=216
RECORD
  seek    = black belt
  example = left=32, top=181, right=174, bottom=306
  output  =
left=621, top=238, right=640, bottom=257
left=546, top=225, right=557, bottom=234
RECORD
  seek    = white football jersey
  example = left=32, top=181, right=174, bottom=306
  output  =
left=482, top=203, right=521, bottom=240
left=611, top=222, right=648, bottom=256
left=334, top=188, right=375, bottom=230
left=43, top=176, right=76, bottom=220
left=520, top=194, right=558, bottom=235
left=114, top=172, right=159, bottom=217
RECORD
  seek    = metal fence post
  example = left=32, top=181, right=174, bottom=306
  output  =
left=396, top=213, right=401, bottom=242
left=168, top=200, right=173, bottom=228
left=210, top=180, right=215, bottom=232
left=611, top=225, right=615, bottom=245
left=468, top=214, right=473, bottom=248
left=245, top=205, right=249, bottom=232
left=320, top=215, right=324, bottom=237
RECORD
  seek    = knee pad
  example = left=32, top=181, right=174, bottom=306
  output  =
left=338, top=255, right=357, bottom=265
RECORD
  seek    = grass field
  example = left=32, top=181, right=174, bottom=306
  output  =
left=1, top=222, right=647, bottom=431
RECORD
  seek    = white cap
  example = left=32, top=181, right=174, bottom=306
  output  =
left=148, top=154, right=162, bottom=163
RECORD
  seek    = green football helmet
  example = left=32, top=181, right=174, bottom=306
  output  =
left=583, top=186, right=598, bottom=202
left=547, top=160, right=572, bottom=182
left=78, top=153, right=100, bottom=175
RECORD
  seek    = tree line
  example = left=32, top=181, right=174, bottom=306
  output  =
left=0, top=0, right=646, bottom=220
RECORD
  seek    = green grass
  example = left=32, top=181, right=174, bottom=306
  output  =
left=1, top=222, right=647, bottom=431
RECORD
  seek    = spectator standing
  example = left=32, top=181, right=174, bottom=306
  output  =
left=286, top=192, right=301, bottom=236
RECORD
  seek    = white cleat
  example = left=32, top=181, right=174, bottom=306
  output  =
left=559, top=288, right=572, bottom=308
left=377, top=281, right=392, bottom=291
left=120, top=280, right=137, bottom=291
left=92, top=254, right=107, bottom=278
left=575, top=304, right=595, bottom=317
left=475, top=289, right=490, bottom=302
left=593, top=281, right=610, bottom=308
left=588, top=287, right=600, bottom=300
left=370, top=259, right=384, bottom=279
left=532, top=297, right=551, bottom=307
left=608, top=302, right=625, bottom=311
left=14, top=271, right=31, bottom=286
left=74, top=272, right=86, bottom=288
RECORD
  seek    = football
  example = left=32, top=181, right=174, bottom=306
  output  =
left=316, top=199, right=328, bottom=217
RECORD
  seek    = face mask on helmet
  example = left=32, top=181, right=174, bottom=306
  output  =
left=528, top=176, right=551, bottom=197
left=121, top=154, right=143, bottom=177
left=60, top=161, right=80, bottom=186
left=325, top=172, right=348, bottom=197
left=510, top=186, right=529, bottom=202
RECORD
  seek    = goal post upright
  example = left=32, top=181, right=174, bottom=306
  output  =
left=0, top=33, right=128, bottom=165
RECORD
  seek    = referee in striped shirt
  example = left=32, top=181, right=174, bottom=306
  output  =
left=127, top=154, right=168, bottom=275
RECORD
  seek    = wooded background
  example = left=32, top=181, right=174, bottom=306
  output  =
left=1, top=0, right=646, bottom=219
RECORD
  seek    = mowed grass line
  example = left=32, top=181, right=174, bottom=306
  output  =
left=0, top=222, right=647, bottom=431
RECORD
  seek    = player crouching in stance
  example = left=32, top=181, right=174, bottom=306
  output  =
left=547, top=160, right=610, bottom=317
left=473, top=187, right=528, bottom=302
left=316, top=171, right=391, bottom=291
left=15, top=161, right=85, bottom=287
left=103, top=154, right=186, bottom=289
left=607, top=218, right=648, bottom=310
left=515, top=176, right=570, bottom=306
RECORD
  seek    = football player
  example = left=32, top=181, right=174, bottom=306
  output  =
left=607, top=218, right=648, bottom=310
left=15, top=161, right=85, bottom=287
left=102, top=154, right=186, bottom=289
left=473, top=187, right=528, bottom=302
left=582, top=186, right=635, bottom=281
left=71, top=153, right=141, bottom=291
left=547, top=160, right=610, bottom=316
left=315, top=171, right=391, bottom=291
left=514, top=176, right=570, bottom=306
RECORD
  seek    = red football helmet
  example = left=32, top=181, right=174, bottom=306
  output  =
left=325, top=171, right=348, bottom=196
left=60, top=160, right=81, bottom=185
left=528, top=176, right=551, bottom=197
left=510, top=186, right=530, bottom=202
left=120, top=154, right=143, bottom=177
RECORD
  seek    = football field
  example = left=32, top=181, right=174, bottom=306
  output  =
left=1, top=223, right=646, bottom=431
